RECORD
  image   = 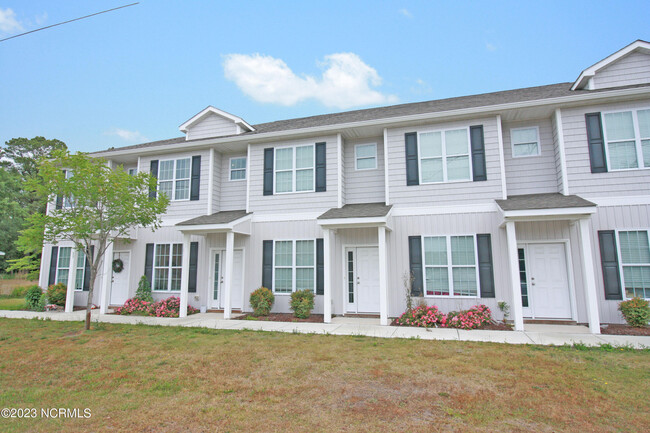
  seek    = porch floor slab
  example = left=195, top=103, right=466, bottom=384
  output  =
left=1, top=310, right=648, bottom=348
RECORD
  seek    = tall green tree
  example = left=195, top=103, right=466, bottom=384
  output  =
left=1, top=136, right=68, bottom=179
left=0, top=168, right=27, bottom=271
left=21, top=151, right=169, bottom=330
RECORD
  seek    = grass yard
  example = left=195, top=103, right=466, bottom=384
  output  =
left=0, top=298, right=26, bottom=310
left=0, top=318, right=648, bottom=432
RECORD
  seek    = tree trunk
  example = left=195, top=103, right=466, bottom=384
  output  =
left=85, top=266, right=97, bottom=331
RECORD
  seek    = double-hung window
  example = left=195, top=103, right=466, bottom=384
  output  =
left=74, top=250, right=86, bottom=290
left=273, top=240, right=315, bottom=294
left=511, top=127, right=540, bottom=157
left=355, top=143, right=377, bottom=170
left=158, top=158, right=191, bottom=200
left=274, top=145, right=314, bottom=193
left=153, top=244, right=183, bottom=291
left=423, top=235, right=479, bottom=297
left=63, top=170, right=74, bottom=208
left=230, top=157, right=246, bottom=180
left=618, top=230, right=650, bottom=299
left=418, top=128, right=471, bottom=183
left=56, top=247, right=72, bottom=285
left=602, top=109, right=650, bottom=170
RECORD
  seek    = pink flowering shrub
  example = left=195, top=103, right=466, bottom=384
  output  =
left=395, top=304, right=493, bottom=330
left=115, top=296, right=198, bottom=317
left=115, top=298, right=151, bottom=315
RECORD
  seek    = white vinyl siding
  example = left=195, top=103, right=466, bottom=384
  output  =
left=274, top=145, right=315, bottom=194
left=185, top=112, right=239, bottom=140
left=230, top=157, right=246, bottom=181
left=602, top=108, right=650, bottom=170
left=153, top=244, right=183, bottom=292
left=511, top=126, right=540, bottom=157
left=355, top=143, right=377, bottom=170
left=418, top=128, right=471, bottom=183
left=591, top=51, right=650, bottom=90
left=158, top=158, right=191, bottom=201
left=618, top=230, right=650, bottom=299
left=423, top=235, right=479, bottom=298
left=272, top=240, right=315, bottom=294
left=344, top=137, right=385, bottom=204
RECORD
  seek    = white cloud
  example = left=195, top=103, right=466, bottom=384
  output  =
left=411, top=78, right=432, bottom=95
left=486, top=42, right=497, bottom=52
left=223, top=53, right=398, bottom=109
left=106, top=128, right=147, bottom=143
left=0, top=8, right=23, bottom=34
left=399, top=8, right=412, bottom=18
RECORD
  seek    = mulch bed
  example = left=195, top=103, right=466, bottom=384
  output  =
left=239, top=313, right=324, bottom=323
left=600, top=324, right=650, bottom=336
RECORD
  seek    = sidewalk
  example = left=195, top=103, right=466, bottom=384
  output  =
left=1, top=310, right=648, bottom=348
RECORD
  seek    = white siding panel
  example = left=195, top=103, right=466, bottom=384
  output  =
left=503, top=118, right=559, bottom=195
left=212, top=151, right=222, bottom=213
left=219, top=153, right=247, bottom=211
left=592, top=51, right=650, bottom=89
left=186, top=113, right=238, bottom=140
left=344, top=136, right=386, bottom=204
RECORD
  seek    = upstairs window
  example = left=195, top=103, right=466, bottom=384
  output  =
left=274, top=145, right=314, bottom=193
left=418, top=128, right=471, bottom=183
left=511, top=127, right=540, bottom=157
left=158, top=158, right=191, bottom=200
left=230, top=157, right=246, bottom=181
left=355, top=143, right=377, bottom=170
left=603, top=109, right=650, bottom=170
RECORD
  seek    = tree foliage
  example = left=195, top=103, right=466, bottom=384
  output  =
left=21, top=150, right=169, bottom=329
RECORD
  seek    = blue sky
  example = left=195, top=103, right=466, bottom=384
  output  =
left=1, top=1, right=649, bottom=153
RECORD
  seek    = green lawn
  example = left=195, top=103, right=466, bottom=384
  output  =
left=0, top=298, right=26, bottom=310
left=0, top=318, right=648, bottom=432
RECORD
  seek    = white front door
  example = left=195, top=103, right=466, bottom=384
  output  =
left=110, top=252, right=130, bottom=305
left=211, top=249, right=243, bottom=310
left=346, top=247, right=380, bottom=314
left=526, top=243, right=572, bottom=319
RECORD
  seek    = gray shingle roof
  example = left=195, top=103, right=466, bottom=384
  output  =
left=176, top=210, right=249, bottom=226
left=318, top=203, right=392, bottom=220
left=496, top=193, right=596, bottom=211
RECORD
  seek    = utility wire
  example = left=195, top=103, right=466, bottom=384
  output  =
left=0, top=2, right=139, bottom=43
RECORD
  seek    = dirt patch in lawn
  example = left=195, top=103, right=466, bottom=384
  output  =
left=601, top=324, right=650, bottom=336
left=239, top=312, right=324, bottom=323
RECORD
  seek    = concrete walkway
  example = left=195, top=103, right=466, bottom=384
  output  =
left=1, top=310, right=648, bottom=348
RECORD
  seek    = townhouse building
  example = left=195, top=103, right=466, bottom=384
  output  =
left=40, top=40, right=650, bottom=333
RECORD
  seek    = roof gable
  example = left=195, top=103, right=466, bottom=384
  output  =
left=179, top=106, right=254, bottom=135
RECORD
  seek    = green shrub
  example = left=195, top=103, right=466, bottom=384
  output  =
left=134, top=275, right=153, bottom=302
left=290, top=289, right=314, bottom=319
left=10, top=285, right=30, bottom=298
left=46, top=283, right=67, bottom=306
left=24, top=286, right=44, bottom=311
left=618, top=297, right=650, bottom=327
left=249, top=287, right=275, bottom=316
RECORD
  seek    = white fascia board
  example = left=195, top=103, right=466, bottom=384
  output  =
left=571, top=40, right=650, bottom=90
left=179, top=106, right=255, bottom=133
left=93, top=86, right=650, bottom=159
left=317, top=217, right=389, bottom=229
left=501, top=207, right=596, bottom=219
left=176, top=214, right=252, bottom=234
left=252, top=212, right=321, bottom=223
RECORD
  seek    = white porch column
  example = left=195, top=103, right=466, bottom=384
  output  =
left=323, top=229, right=332, bottom=323
left=378, top=226, right=389, bottom=326
left=64, top=248, right=78, bottom=313
left=223, top=230, right=235, bottom=320
left=505, top=221, right=525, bottom=331
left=179, top=234, right=191, bottom=318
left=578, top=218, right=601, bottom=334
left=99, top=242, right=114, bottom=314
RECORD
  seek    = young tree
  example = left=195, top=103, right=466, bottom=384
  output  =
left=22, top=150, right=169, bottom=330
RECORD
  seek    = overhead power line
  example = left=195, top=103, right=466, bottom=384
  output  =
left=0, top=2, right=139, bottom=43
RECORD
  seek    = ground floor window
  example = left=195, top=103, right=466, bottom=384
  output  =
left=273, top=240, right=315, bottom=294
left=153, top=244, right=183, bottom=291
left=74, top=251, right=86, bottom=290
left=56, top=247, right=71, bottom=285
left=423, top=235, right=478, bottom=297
left=618, top=230, right=650, bottom=299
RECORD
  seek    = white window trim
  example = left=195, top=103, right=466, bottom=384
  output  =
left=417, top=127, right=473, bottom=184
left=229, top=156, right=247, bottom=181
left=152, top=243, right=183, bottom=292
left=157, top=158, right=191, bottom=201
left=616, top=228, right=650, bottom=300
left=422, top=234, right=481, bottom=299
left=271, top=239, right=317, bottom=295
left=273, top=144, right=316, bottom=194
left=354, top=143, right=377, bottom=170
left=602, top=107, right=650, bottom=172
left=510, top=126, right=541, bottom=158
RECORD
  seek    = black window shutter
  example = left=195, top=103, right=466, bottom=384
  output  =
left=190, top=156, right=201, bottom=201
left=585, top=113, right=608, bottom=173
left=55, top=170, right=66, bottom=209
left=144, top=244, right=155, bottom=288
left=83, top=245, right=94, bottom=291
left=476, top=234, right=495, bottom=298
left=188, top=242, right=198, bottom=293
left=263, top=148, right=274, bottom=196
left=470, top=125, right=487, bottom=181
left=149, top=160, right=159, bottom=198
left=262, top=240, right=273, bottom=289
left=405, top=132, right=419, bottom=186
left=48, top=246, right=59, bottom=286
left=316, top=238, right=324, bottom=295
left=408, top=236, right=423, bottom=296
left=315, top=142, right=326, bottom=192
left=598, top=230, right=623, bottom=300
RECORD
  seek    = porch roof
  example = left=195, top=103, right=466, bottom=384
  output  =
left=317, top=203, right=393, bottom=229
left=496, top=193, right=596, bottom=221
left=176, top=210, right=251, bottom=234
left=177, top=210, right=249, bottom=226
